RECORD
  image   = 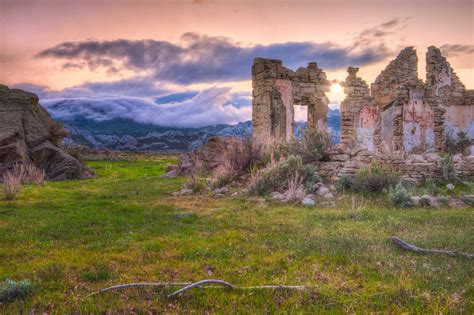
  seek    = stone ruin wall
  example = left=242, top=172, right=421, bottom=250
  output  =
left=252, top=58, right=330, bottom=144
left=251, top=46, right=474, bottom=183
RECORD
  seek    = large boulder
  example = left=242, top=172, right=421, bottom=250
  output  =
left=0, top=85, right=91, bottom=180
left=178, top=137, right=243, bottom=175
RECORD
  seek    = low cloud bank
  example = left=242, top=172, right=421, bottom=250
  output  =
left=42, top=87, right=251, bottom=128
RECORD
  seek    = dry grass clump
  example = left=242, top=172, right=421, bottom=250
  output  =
left=2, top=170, right=22, bottom=200
left=283, top=173, right=306, bottom=201
left=50, top=121, right=69, bottom=146
left=2, top=163, right=45, bottom=200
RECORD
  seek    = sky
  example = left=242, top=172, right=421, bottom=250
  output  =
left=1, top=0, right=473, bottom=127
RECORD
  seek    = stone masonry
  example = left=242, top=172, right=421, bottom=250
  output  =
left=251, top=46, right=473, bottom=183
left=252, top=58, right=330, bottom=144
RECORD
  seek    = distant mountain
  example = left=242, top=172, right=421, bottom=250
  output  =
left=54, top=109, right=340, bottom=152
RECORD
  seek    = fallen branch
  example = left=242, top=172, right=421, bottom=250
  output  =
left=87, top=279, right=307, bottom=298
left=167, top=279, right=235, bottom=297
left=391, top=237, right=474, bottom=258
left=87, top=282, right=192, bottom=297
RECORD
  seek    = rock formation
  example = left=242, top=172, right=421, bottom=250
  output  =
left=0, top=85, right=92, bottom=180
left=178, top=137, right=242, bottom=175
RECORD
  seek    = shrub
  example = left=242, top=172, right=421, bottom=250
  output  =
left=445, top=131, right=470, bottom=154
left=335, top=175, right=353, bottom=193
left=0, top=279, right=33, bottom=303
left=437, top=196, right=450, bottom=206
left=389, top=183, right=413, bottom=208
left=288, top=128, right=330, bottom=163
left=353, top=161, right=399, bottom=194
left=249, top=155, right=317, bottom=195
left=420, top=178, right=443, bottom=196
left=438, top=154, right=459, bottom=183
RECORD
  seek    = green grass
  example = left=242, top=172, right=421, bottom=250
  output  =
left=0, top=156, right=473, bottom=313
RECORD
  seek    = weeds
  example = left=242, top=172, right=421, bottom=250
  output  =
left=288, top=127, right=330, bottom=163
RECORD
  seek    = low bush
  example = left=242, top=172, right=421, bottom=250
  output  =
left=288, top=128, right=330, bottom=164
left=353, top=161, right=399, bottom=194
left=249, top=155, right=317, bottom=195
left=0, top=279, right=33, bottom=303
left=335, top=175, right=353, bottom=193
left=437, top=195, right=450, bottom=206
left=438, top=154, right=459, bottom=183
left=445, top=131, right=470, bottom=155
left=389, top=183, right=413, bottom=208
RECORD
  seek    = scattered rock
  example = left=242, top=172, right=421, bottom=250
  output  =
left=173, top=189, right=193, bottom=196
left=322, top=192, right=334, bottom=199
left=446, top=183, right=455, bottom=190
left=460, top=195, right=474, bottom=206
left=213, top=187, right=229, bottom=195
left=316, top=185, right=330, bottom=196
left=160, top=169, right=177, bottom=178
left=302, top=196, right=315, bottom=206
left=411, top=196, right=421, bottom=207
left=420, top=194, right=438, bottom=207
left=269, top=191, right=285, bottom=201
left=165, top=165, right=178, bottom=173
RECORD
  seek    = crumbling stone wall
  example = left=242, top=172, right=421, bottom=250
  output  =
left=339, top=46, right=473, bottom=155
left=370, top=47, right=435, bottom=153
left=340, top=67, right=379, bottom=151
left=252, top=46, right=473, bottom=158
left=252, top=58, right=330, bottom=144
left=426, top=46, right=474, bottom=146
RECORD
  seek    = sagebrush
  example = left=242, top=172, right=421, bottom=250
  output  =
left=389, top=183, right=413, bottom=208
left=0, top=279, right=33, bottom=302
left=249, top=155, right=317, bottom=195
left=353, top=161, right=399, bottom=193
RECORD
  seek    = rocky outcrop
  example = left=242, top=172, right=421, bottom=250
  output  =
left=178, top=137, right=240, bottom=175
left=0, top=85, right=91, bottom=180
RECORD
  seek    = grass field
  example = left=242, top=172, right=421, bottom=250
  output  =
left=0, top=155, right=473, bottom=313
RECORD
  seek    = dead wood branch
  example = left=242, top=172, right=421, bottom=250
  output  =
left=87, top=282, right=191, bottom=297
left=87, top=279, right=307, bottom=299
left=391, top=237, right=474, bottom=258
left=168, top=279, right=236, bottom=297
